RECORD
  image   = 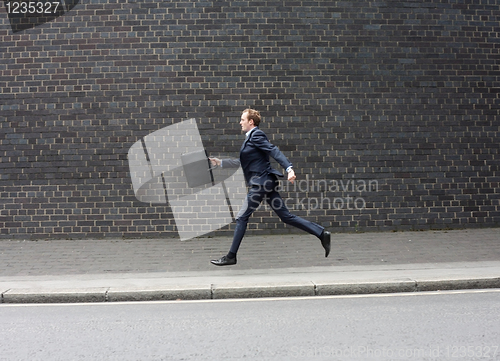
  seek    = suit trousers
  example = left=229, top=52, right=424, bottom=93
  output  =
left=229, top=178, right=325, bottom=255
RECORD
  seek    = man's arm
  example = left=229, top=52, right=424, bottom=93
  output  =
left=251, top=131, right=296, bottom=184
left=209, top=157, right=241, bottom=168
left=250, top=131, right=292, bottom=171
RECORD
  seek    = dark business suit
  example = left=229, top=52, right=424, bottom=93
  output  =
left=222, top=127, right=325, bottom=255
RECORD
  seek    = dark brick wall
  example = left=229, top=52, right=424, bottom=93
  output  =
left=0, top=0, right=499, bottom=239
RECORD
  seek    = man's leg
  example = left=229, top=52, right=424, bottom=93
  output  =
left=211, top=185, right=265, bottom=266
left=267, top=189, right=331, bottom=257
left=266, top=189, right=324, bottom=237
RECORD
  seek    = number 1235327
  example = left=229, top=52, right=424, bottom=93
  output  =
left=6, top=1, right=61, bottom=14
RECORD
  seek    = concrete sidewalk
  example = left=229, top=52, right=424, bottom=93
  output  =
left=0, top=228, right=499, bottom=303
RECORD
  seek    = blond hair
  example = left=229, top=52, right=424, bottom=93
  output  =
left=242, top=108, right=261, bottom=126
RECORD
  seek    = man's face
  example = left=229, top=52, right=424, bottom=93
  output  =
left=240, top=112, right=254, bottom=133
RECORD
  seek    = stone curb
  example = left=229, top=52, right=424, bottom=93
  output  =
left=2, top=277, right=499, bottom=304
left=2, top=288, right=108, bottom=304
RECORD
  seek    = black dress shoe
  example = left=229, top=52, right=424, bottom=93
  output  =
left=210, top=255, right=237, bottom=266
left=320, top=230, right=331, bottom=258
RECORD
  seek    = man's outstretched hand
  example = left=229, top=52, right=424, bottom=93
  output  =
left=209, top=157, right=221, bottom=167
left=287, top=169, right=296, bottom=184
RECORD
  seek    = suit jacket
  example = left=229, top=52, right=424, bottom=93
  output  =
left=222, top=127, right=292, bottom=186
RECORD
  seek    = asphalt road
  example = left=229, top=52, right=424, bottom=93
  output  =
left=1, top=290, right=500, bottom=361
